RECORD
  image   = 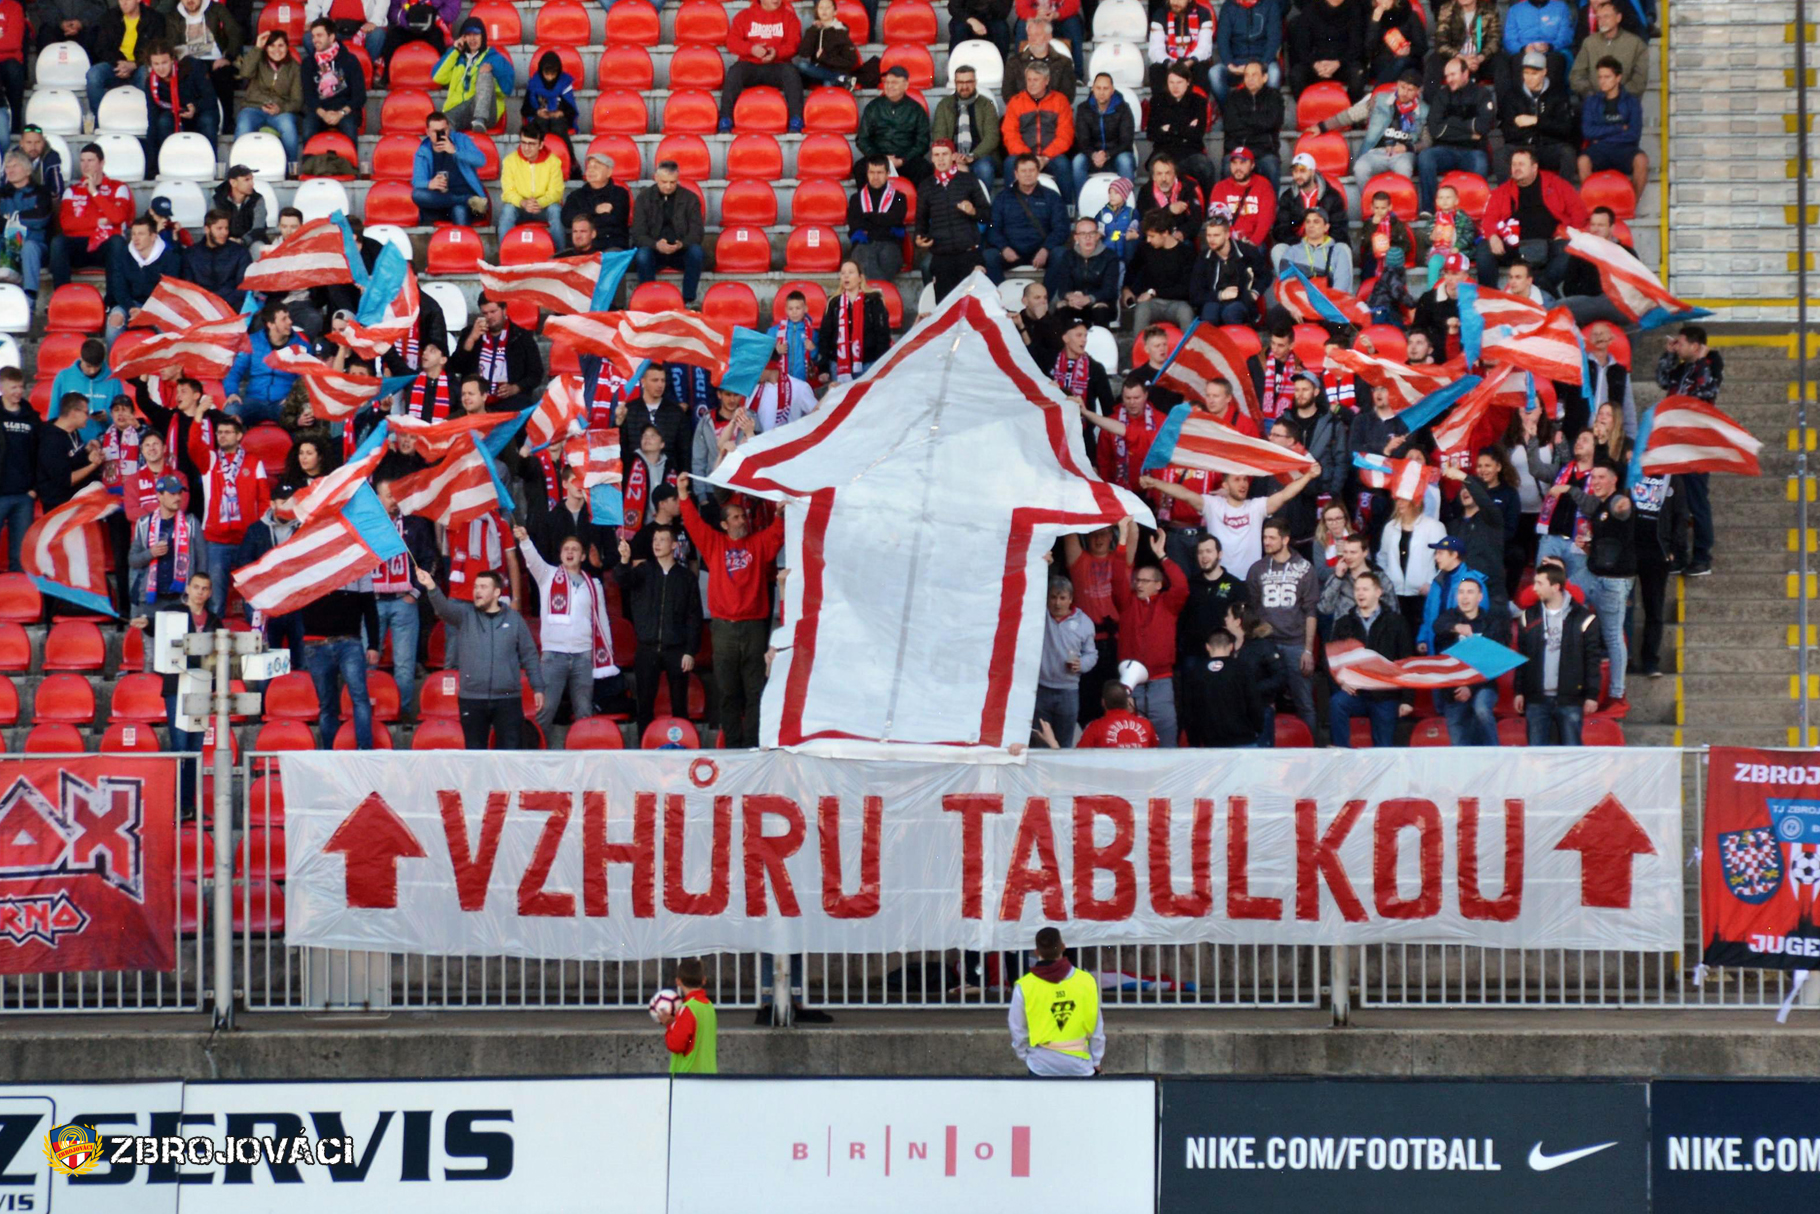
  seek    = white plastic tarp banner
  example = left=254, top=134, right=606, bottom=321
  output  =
left=666, top=1078, right=1157, bottom=1213
left=282, top=748, right=1682, bottom=956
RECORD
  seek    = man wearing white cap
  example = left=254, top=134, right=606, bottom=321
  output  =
left=1270, top=151, right=1347, bottom=248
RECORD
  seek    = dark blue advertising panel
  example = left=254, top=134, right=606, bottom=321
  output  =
left=1158, top=1080, right=1649, bottom=1214
left=1652, top=1081, right=1820, bottom=1214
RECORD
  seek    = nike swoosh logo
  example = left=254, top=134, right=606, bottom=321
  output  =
left=1529, top=1141, right=1618, bottom=1171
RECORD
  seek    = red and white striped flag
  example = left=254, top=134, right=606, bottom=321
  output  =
left=1154, top=324, right=1264, bottom=429
left=21, top=483, right=117, bottom=616
left=389, top=411, right=519, bottom=462
left=141, top=278, right=238, bottom=332
left=478, top=258, right=601, bottom=315
left=327, top=267, right=422, bottom=360
left=1277, top=266, right=1372, bottom=328
left=1141, top=406, right=1320, bottom=479
left=1326, top=638, right=1521, bottom=693
left=1467, top=285, right=1547, bottom=330
left=1352, top=452, right=1438, bottom=502
left=234, top=511, right=386, bottom=616
left=241, top=217, right=354, bottom=292
left=527, top=374, right=587, bottom=450
left=1325, top=347, right=1457, bottom=411
left=392, top=433, right=501, bottom=527
left=111, top=318, right=249, bottom=381
left=564, top=428, right=623, bottom=488
left=1481, top=307, right=1585, bottom=384
left=287, top=441, right=389, bottom=526
left=265, top=347, right=384, bottom=422
left=545, top=310, right=734, bottom=374
left=1565, top=226, right=1704, bottom=326
left=1637, top=396, right=1762, bottom=477
left=1431, top=364, right=1518, bottom=455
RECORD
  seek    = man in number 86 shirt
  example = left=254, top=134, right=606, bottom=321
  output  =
left=1244, top=515, right=1318, bottom=745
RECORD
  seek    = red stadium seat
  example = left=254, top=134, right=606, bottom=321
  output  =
left=261, top=671, right=319, bottom=720
left=178, top=823, right=213, bottom=881
left=244, top=774, right=286, bottom=826
left=426, top=225, right=484, bottom=274
left=1293, top=323, right=1331, bottom=370
left=234, top=880, right=285, bottom=935
left=720, top=177, right=781, bottom=226
left=789, top=177, right=848, bottom=226
left=593, top=89, right=650, bottom=136
left=596, top=43, right=656, bottom=92
left=1583, top=716, right=1626, bottom=746
left=672, top=0, right=731, bottom=44
left=665, top=44, right=725, bottom=91
left=100, top=721, right=159, bottom=753
left=0, top=622, right=27, bottom=670
left=241, top=826, right=287, bottom=882
left=1293, top=133, right=1351, bottom=188
left=387, top=40, right=442, bottom=88
left=1273, top=715, right=1313, bottom=748
left=468, top=0, right=523, bottom=45
left=1496, top=717, right=1528, bottom=746
left=642, top=716, right=700, bottom=748
left=506, top=299, right=539, bottom=331
left=715, top=226, right=774, bottom=273
left=1361, top=172, right=1418, bottom=223
left=121, top=626, right=143, bottom=670
left=46, top=283, right=104, bottom=332
left=880, top=44, right=934, bottom=88
left=796, top=132, right=855, bottom=179
left=604, top=0, right=660, bottom=44
left=653, top=133, right=713, bottom=180
left=771, top=279, right=828, bottom=324
left=1128, top=323, right=1184, bottom=368
left=532, top=44, right=586, bottom=89
left=881, top=0, right=939, bottom=42
left=361, top=180, right=419, bottom=226
left=630, top=281, right=686, bottom=311
left=653, top=674, right=706, bottom=720
left=1356, top=324, right=1407, bottom=362
left=474, top=136, right=502, bottom=180
left=1295, top=81, right=1353, bottom=130
left=379, top=89, right=435, bottom=136
left=734, top=87, right=790, bottom=134
left=107, top=672, right=166, bottom=723
left=1580, top=170, right=1637, bottom=220
left=565, top=716, right=626, bottom=749
left=499, top=224, right=556, bottom=265
left=257, top=1, right=305, bottom=42
left=1438, top=169, right=1490, bottom=220
left=346, top=40, right=375, bottom=88
left=0, top=574, right=40, bottom=622
left=334, top=720, right=394, bottom=750
left=0, top=679, right=16, bottom=727
left=1408, top=718, right=1451, bottom=746
left=1347, top=718, right=1377, bottom=748
left=702, top=281, right=761, bottom=329
left=34, top=331, right=84, bottom=381
left=417, top=669, right=461, bottom=719
left=411, top=718, right=467, bottom=749
left=1612, top=218, right=1635, bottom=245
left=369, top=134, right=419, bottom=180
left=253, top=719, right=315, bottom=751
left=662, top=89, right=720, bottom=134
left=870, top=280, right=904, bottom=328
left=586, top=134, right=643, bottom=180
left=300, top=131, right=358, bottom=178
left=836, top=0, right=871, bottom=42
left=40, top=621, right=103, bottom=671
left=24, top=723, right=84, bottom=753
left=241, top=424, right=290, bottom=475
left=534, top=1, right=593, bottom=44
left=719, top=133, right=781, bottom=182
left=1212, top=325, right=1260, bottom=365
left=800, top=86, right=859, bottom=135
left=31, top=673, right=92, bottom=724
left=783, top=225, right=841, bottom=272
left=339, top=672, right=401, bottom=723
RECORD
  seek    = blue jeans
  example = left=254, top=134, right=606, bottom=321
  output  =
left=633, top=244, right=704, bottom=304
left=1682, top=472, right=1712, bottom=565
left=948, top=15, right=1010, bottom=55
left=1209, top=60, right=1279, bottom=101
left=968, top=155, right=998, bottom=194
left=1071, top=151, right=1136, bottom=193
left=1537, top=533, right=1588, bottom=593
left=307, top=636, right=372, bottom=750
left=1330, top=690, right=1398, bottom=748
left=234, top=107, right=300, bottom=164
left=1033, top=684, right=1078, bottom=747
left=1417, top=145, right=1490, bottom=212
left=202, top=538, right=234, bottom=615
left=85, top=62, right=144, bottom=113
left=413, top=187, right=476, bottom=227
left=0, top=493, right=31, bottom=571
left=373, top=595, right=420, bottom=717
left=227, top=397, right=285, bottom=426
left=1132, top=677, right=1176, bottom=748
left=1439, top=685, right=1499, bottom=746
left=795, top=59, right=851, bottom=88
left=1524, top=698, right=1583, bottom=745
left=1200, top=299, right=1256, bottom=325
left=498, top=201, right=566, bottom=251
left=1589, top=574, right=1631, bottom=699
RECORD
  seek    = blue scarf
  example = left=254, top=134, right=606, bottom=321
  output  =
left=770, top=319, right=812, bottom=382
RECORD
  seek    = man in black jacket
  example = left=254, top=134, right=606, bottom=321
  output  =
left=1287, top=0, right=1364, bottom=98
left=1328, top=569, right=1412, bottom=747
left=1045, top=218, right=1119, bottom=329
left=183, top=211, right=252, bottom=311
left=560, top=153, right=632, bottom=252
left=914, top=140, right=989, bottom=300
left=1496, top=51, right=1578, bottom=181
left=1178, top=630, right=1261, bottom=746
left=36, top=394, right=102, bottom=510
left=212, top=166, right=267, bottom=245
left=1272, top=152, right=1349, bottom=248
left=449, top=294, right=544, bottom=405
left=1514, top=564, right=1604, bottom=744
left=616, top=364, right=695, bottom=473
left=300, top=19, right=365, bottom=142
left=83, top=0, right=163, bottom=114
left=1416, top=56, right=1494, bottom=213
left=1569, top=460, right=1634, bottom=711
left=847, top=157, right=909, bottom=283
left=0, top=368, right=38, bottom=573
left=1188, top=212, right=1258, bottom=324
left=614, top=526, right=702, bottom=737
left=1439, top=463, right=1507, bottom=605
left=1220, top=61, right=1284, bottom=185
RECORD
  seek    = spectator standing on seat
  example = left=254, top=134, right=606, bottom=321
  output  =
left=1004, top=16, right=1076, bottom=102
left=1073, top=72, right=1136, bottom=188
left=234, top=30, right=301, bottom=168
left=797, top=0, right=859, bottom=88
left=614, top=525, right=701, bottom=739
left=1513, top=564, right=1602, bottom=744
left=847, top=158, right=908, bottom=283
left=186, top=411, right=268, bottom=613
left=1121, top=210, right=1196, bottom=331
left=561, top=153, right=631, bottom=252
left=418, top=564, right=545, bottom=748
left=431, top=18, right=511, bottom=135
left=1247, top=515, right=1319, bottom=744
left=1417, top=56, right=1494, bottom=214
left=1147, top=0, right=1215, bottom=93
left=1496, top=50, right=1577, bottom=181
left=1578, top=58, right=1648, bottom=198
left=183, top=210, right=251, bottom=311
left=1329, top=569, right=1412, bottom=746
left=169, top=0, right=241, bottom=133
left=1655, top=325, right=1721, bottom=576
left=103, top=213, right=181, bottom=345
left=84, top=0, right=162, bottom=115
left=816, top=261, right=890, bottom=384
left=1288, top=0, right=1364, bottom=99
left=1475, top=146, right=1587, bottom=291
left=50, top=143, right=133, bottom=287
left=931, top=66, right=1002, bottom=194
left=722, top=0, right=806, bottom=134
left=300, top=19, right=364, bottom=142
left=498, top=120, right=567, bottom=249
left=1035, top=575, right=1096, bottom=746
left=36, top=394, right=102, bottom=510
left=223, top=302, right=308, bottom=424
left=678, top=474, right=782, bottom=748
left=631, top=161, right=706, bottom=307
left=1145, top=64, right=1216, bottom=196
left=514, top=523, right=612, bottom=735
left=984, top=153, right=1067, bottom=284
left=523, top=51, right=580, bottom=178
left=916, top=141, right=989, bottom=298
left=1571, top=1, right=1647, bottom=98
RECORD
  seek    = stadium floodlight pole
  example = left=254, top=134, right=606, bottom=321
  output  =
left=212, top=628, right=233, bottom=1029
left=1800, top=0, right=1813, bottom=744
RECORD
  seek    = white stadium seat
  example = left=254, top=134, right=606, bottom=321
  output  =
left=1091, top=0, right=1148, bottom=43
left=364, top=223, right=414, bottom=261
left=292, top=178, right=352, bottom=222
left=1088, top=41, right=1146, bottom=91
left=254, top=179, right=282, bottom=225
left=227, top=132, right=287, bottom=180
left=1077, top=172, right=1116, bottom=219
left=996, top=278, right=1027, bottom=310
left=947, top=39, right=1004, bottom=92
left=96, top=86, right=149, bottom=136
left=23, top=88, right=82, bottom=135
left=1085, top=325, right=1119, bottom=375
left=0, top=286, right=32, bottom=335
left=34, top=42, right=90, bottom=91
left=157, top=132, right=217, bottom=181
left=915, top=281, right=935, bottom=319
left=0, top=335, right=20, bottom=371
left=422, top=280, right=469, bottom=334
left=91, top=133, right=144, bottom=183
left=1117, top=84, right=1144, bottom=125
left=41, top=132, right=73, bottom=175
left=151, top=181, right=208, bottom=229
left=1037, top=172, right=1061, bottom=197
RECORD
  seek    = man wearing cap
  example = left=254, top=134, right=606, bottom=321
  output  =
left=1001, top=61, right=1074, bottom=201
left=1475, top=145, right=1587, bottom=291
left=211, top=164, right=267, bottom=245
left=930, top=65, right=1002, bottom=195
left=231, top=478, right=304, bottom=662
left=915, top=141, right=989, bottom=298
left=300, top=18, right=364, bottom=142
left=1414, top=249, right=1470, bottom=336
left=1046, top=217, right=1118, bottom=329
left=1500, top=0, right=1575, bottom=86
left=104, top=213, right=181, bottom=345
left=127, top=473, right=199, bottom=609
left=1414, top=533, right=1478, bottom=654
left=722, top=0, right=805, bottom=133
left=1207, top=146, right=1276, bottom=249
left=50, top=143, right=133, bottom=287
left=1188, top=212, right=1257, bottom=325
left=1496, top=50, right=1577, bottom=181
left=983, top=153, right=1067, bottom=284
left=1220, top=61, right=1283, bottom=187
left=1416, top=56, right=1494, bottom=214
left=183, top=209, right=251, bottom=311
left=431, top=17, right=512, bottom=135
left=1308, top=68, right=1428, bottom=185
left=857, top=65, right=933, bottom=182
left=1271, top=151, right=1346, bottom=248
left=561, top=154, right=631, bottom=252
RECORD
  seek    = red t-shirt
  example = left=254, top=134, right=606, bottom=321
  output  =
left=1078, top=709, right=1159, bottom=749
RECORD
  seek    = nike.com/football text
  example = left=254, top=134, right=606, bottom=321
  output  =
left=1184, top=1137, right=1500, bottom=1171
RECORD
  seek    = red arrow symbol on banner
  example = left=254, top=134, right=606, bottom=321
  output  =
left=325, top=793, right=425, bottom=909
left=1554, top=794, right=1655, bottom=909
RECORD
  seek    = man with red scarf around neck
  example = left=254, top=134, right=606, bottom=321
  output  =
left=187, top=412, right=267, bottom=614
left=402, top=339, right=456, bottom=423
left=814, top=260, right=890, bottom=385
left=139, top=42, right=219, bottom=167
left=513, top=524, right=616, bottom=736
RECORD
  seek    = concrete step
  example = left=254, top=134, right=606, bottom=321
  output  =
left=1681, top=598, right=1798, bottom=623
left=1670, top=694, right=1798, bottom=727
left=1680, top=647, right=1803, bottom=674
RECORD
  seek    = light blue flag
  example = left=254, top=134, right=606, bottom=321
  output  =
left=1396, top=375, right=1481, bottom=435
left=717, top=327, right=776, bottom=396
left=590, top=484, right=625, bottom=526
left=1625, top=403, right=1657, bottom=488
left=1442, top=633, right=1528, bottom=682
left=357, top=245, right=409, bottom=326
left=378, top=373, right=417, bottom=400
left=340, top=484, right=407, bottom=562
left=31, top=577, right=117, bottom=618
left=481, top=406, right=534, bottom=460
left=352, top=417, right=390, bottom=461
left=1456, top=280, right=1485, bottom=365
left=1637, top=305, right=1713, bottom=332
left=329, top=211, right=370, bottom=290
left=1139, top=404, right=1195, bottom=474
left=589, top=249, right=636, bottom=312
left=1149, top=320, right=1202, bottom=384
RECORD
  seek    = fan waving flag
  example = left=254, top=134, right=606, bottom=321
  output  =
left=1467, top=284, right=1547, bottom=330
left=1352, top=452, right=1438, bottom=502
left=564, top=429, right=623, bottom=488
left=1277, top=262, right=1372, bottom=328
left=479, top=248, right=635, bottom=316
left=1152, top=322, right=1265, bottom=428
left=1480, top=307, right=1588, bottom=386
left=140, top=278, right=238, bottom=332
left=1326, top=347, right=1457, bottom=411
left=241, top=216, right=354, bottom=292
left=546, top=310, right=735, bottom=374
left=21, top=483, right=118, bottom=616
left=526, top=374, right=587, bottom=450
left=110, top=318, right=248, bottom=381
left=235, top=486, right=406, bottom=616
left=1566, top=226, right=1712, bottom=329
left=265, top=347, right=384, bottom=422
left=1629, top=396, right=1762, bottom=480
left=1327, top=635, right=1526, bottom=694
left=1430, top=364, right=1518, bottom=455
left=327, top=247, right=420, bottom=359
left=389, top=410, right=519, bottom=461
left=392, top=433, right=503, bottom=527
left=1141, top=405, right=1320, bottom=478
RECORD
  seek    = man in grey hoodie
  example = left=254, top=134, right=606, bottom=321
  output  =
left=415, top=564, right=544, bottom=748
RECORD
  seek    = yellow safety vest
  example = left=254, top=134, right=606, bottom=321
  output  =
left=1017, top=968, right=1099, bottom=1060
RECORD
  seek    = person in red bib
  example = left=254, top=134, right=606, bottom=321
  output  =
left=1077, top=679, right=1160, bottom=748
left=187, top=411, right=269, bottom=613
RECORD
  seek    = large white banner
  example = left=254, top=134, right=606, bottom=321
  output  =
left=282, top=749, right=1682, bottom=955
left=668, top=1078, right=1156, bottom=1212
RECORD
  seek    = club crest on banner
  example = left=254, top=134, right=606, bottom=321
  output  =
left=1717, top=828, right=1783, bottom=905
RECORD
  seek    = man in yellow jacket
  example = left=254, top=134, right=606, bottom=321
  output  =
left=499, top=120, right=568, bottom=251
left=1009, top=927, right=1105, bottom=1077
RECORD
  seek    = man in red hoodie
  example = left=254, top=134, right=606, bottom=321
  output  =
left=187, top=413, right=270, bottom=614
left=51, top=143, right=135, bottom=287
left=0, top=0, right=24, bottom=139
left=720, top=0, right=804, bottom=134
left=1108, top=528, right=1189, bottom=746
left=678, top=473, right=785, bottom=748
left=1474, top=146, right=1590, bottom=292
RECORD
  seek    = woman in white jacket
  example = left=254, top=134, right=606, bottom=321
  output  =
left=1377, top=496, right=1447, bottom=621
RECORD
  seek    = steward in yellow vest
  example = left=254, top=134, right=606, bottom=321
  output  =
left=1009, top=927, right=1104, bottom=1077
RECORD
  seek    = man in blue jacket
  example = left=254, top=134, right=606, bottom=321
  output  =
left=1502, top=0, right=1576, bottom=85
left=412, top=110, right=490, bottom=227
left=48, top=338, right=122, bottom=444
left=103, top=213, right=181, bottom=345
left=1213, top=0, right=1282, bottom=100
left=983, top=154, right=1068, bottom=283
left=223, top=302, right=309, bottom=425
left=1577, top=57, right=1647, bottom=197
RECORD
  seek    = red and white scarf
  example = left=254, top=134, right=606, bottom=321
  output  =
left=146, top=68, right=185, bottom=129
left=857, top=181, right=898, bottom=214
left=372, top=519, right=414, bottom=594
left=477, top=329, right=511, bottom=392
left=448, top=512, right=505, bottom=599
left=834, top=292, right=866, bottom=380
left=144, top=510, right=193, bottom=602
left=545, top=566, right=618, bottom=677
left=535, top=449, right=561, bottom=510
left=103, top=423, right=142, bottom=489
left=1261, top=353, right=1301, bottom=419
left=215, top=446, right=246, bottom=526
left=313, top=44, right=342, bottom=98
left=1053, top=352, right=1091, bottom=399
left=1161, top=6, right=1203, bottom=59
left=1108, top=400, right=1156, bottom=486
left=751, top=376, right=795, bottom=427
left=406, top=372, right=453, bottom=422
left=399, top=325, right=422, bottom=370
left=934, top=167, right=957, bottom=186
left=587, top=365, right=628, bottom=429
left=622, top=454, right=666, bottom=535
